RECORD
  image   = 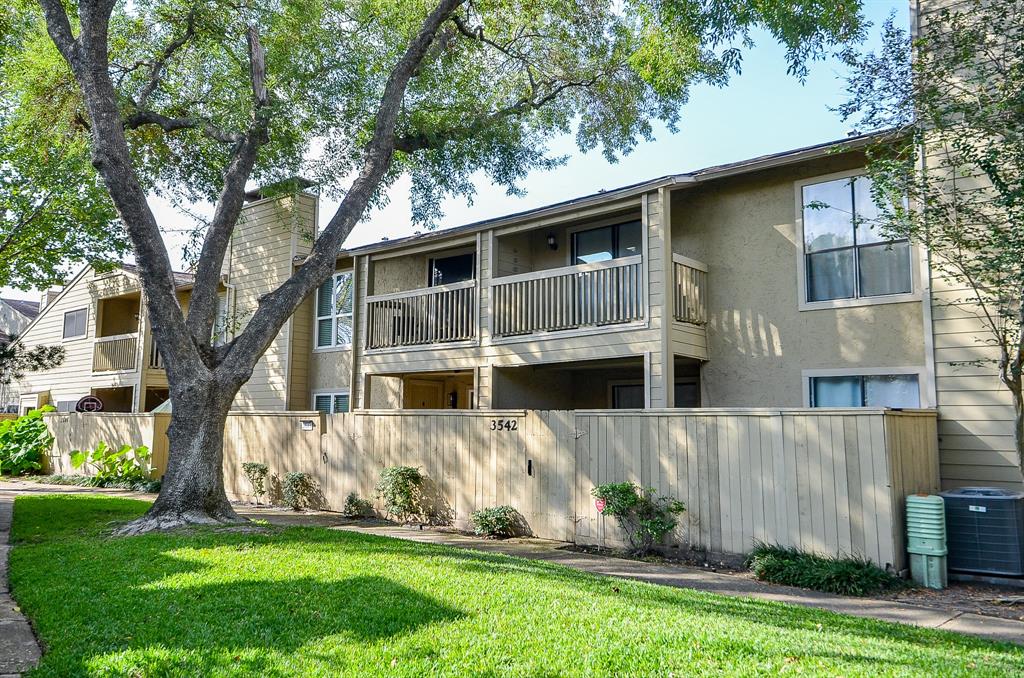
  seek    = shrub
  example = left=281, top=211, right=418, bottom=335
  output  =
left=40, top=473, right=161, bottom=493
left=342, top=492, right=373, bottom=518
left=242, top=462, right=269, bottom=504
left=282, top=471, right=316, bottom=510
left=0, top=406, right=55, bottom=475
left=70, top=442, right=152, bottom=484
left=745, top=543, right=904, bottom=597
left=470, top=505, right=520, bottom=538
left=591, top=482, right=685, bottom=556
left=377, top=466, right=423, bottom=523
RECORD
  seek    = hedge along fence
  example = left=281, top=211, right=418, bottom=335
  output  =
left=41, top=408, right=939, bottom=571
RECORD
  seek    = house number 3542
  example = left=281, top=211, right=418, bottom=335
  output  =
left=490, top=419, right=519, bottom=432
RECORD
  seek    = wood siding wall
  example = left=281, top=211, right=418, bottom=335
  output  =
left=44, top=408, right=939, bottom=570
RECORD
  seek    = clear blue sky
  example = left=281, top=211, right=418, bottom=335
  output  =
left=2, top=1, right=907, bottom=302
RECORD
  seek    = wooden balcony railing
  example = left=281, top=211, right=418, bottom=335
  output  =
left=92, top=333, right=138, bottom=372
left=491, top=255, right=644, bottom=338
left=149, top=343, right=163, bottom=369
left=365, top=280, right=477, bottom=349
left=672, top=254, right=708, bottom=325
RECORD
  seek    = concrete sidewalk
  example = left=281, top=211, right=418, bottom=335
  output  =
left=0, top=487, right=42, bottom=676
left=3, top=480, right=1024, bottom=650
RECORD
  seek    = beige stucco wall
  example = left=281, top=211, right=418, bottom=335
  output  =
left=671, top=153, right=927, bottom=408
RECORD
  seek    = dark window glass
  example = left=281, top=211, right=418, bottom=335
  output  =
left=611, top=384, right=645, bottom=409
left=572, top=220, right=642, bottom=265
left=674, top=380, right=701, bottom=407
left=806, top=249, right=856, bottom=301
left=429, top=253, right=475, bottom=286
left=858, top=242, right=912, bottom=297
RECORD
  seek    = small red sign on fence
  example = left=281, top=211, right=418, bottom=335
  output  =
left=595, top=497, right=606, bottom=513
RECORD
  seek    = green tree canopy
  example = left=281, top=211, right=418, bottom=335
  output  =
left=11, top=0, right=866, bottom=531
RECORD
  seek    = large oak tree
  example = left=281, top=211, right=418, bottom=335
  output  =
left=10, top=0, right=864, bottom=532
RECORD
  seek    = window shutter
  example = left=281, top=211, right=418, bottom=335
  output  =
left=333, top=393, right=350, bottom=413
left=313, top=395, right=332, bottom=414
left=316, top=279, right=334, bottom=317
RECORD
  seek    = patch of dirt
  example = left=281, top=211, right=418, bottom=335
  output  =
left=566, top=543, right=747, bottom=574
left=879, top=582, right=1024, bottom=621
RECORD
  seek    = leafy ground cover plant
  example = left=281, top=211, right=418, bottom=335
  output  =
left=30, top=473, right=161, bottom=493
left=746, top=543, right=905, bottom=596
left=342, top=492, right=374, bottom=518
left=70, top=442, right=152, bottom=484
left=377, top=466, right=424, bottom=523
left=470, top=505, right=521, bottom=538
left=282, top=472, right=316, bottom=510
left=592, top=482, right=685, bottom=556
left=242, top=462, right=269, bottom=504
left=0, top=405, right=54, bottom=475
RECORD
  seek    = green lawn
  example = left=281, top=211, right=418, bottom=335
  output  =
left=9, top=495, right=1023, bottom=677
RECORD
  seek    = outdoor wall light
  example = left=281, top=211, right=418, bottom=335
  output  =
left=547, top=233, right=558, bottom=250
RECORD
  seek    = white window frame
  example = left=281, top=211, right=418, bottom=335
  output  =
left=312, top=390, right=350, bottom=414
left=62, top=307, right=89, bottom=341
left=314, top=270, right=354, bottom=352
left=795, top=168, right=921, bottom=311
left=801, top=366, right=931, bottom=408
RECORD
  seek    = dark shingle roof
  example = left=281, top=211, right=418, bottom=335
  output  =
left=1, top=298, right=40, bottom=320
left=117, top=263, right=195, bottom=288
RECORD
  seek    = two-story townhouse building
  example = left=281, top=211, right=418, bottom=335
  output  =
left=16, top=130, right=1021, bottom=491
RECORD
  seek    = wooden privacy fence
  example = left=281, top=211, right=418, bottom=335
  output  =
left=42, top=408, right=939, bottom=571
left=43, top=412, right=170, bottom=475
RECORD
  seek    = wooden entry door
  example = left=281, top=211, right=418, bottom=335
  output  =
left=405, top=379, right=445, bottom=409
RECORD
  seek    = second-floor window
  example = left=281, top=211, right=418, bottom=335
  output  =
left=801, top=175, right=912, bottom=304
left=315, top=271, right=354, bottom=349
left=572, top=220, right=642, bottom=265
left=62, top=308, right=87, bottom=339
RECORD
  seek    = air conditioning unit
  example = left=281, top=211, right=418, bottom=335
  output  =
left=940, top=488, right=1024, bottom=576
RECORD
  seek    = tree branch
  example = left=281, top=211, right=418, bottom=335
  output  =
left=186, top=27, right=273, bottom=352
left=136, top=8, right=198, bottom=109
left=124, top=110, right=243, bottom=143
left=220, top=0, right=465, bottom=382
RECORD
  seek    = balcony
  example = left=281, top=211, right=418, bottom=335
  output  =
left=672, top=254, right=708, bottom=325
left=365, top=280, right=477, bottom=350
left=92, top=333, right=139, bottom=372
left=491, top=255, right=644, bottom=338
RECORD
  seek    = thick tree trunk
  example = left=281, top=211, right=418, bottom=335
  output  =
left=116, top=380, right=243, bottom=535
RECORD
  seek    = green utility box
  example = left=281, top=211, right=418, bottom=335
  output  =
left=906, top=494, right=947, bottom=589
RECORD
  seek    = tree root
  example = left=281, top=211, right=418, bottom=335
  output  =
left=113, top=506, right=248, bottom=536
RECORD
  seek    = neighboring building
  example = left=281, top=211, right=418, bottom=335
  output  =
left=15, top=130, right=1020, bottom=491
left=0, top=297, right=41, bottom=411
left=0, top=297, right=40, bottom=346
left=15, top=265, right=194, bottom=413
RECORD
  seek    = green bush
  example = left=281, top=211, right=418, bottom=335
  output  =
left=377, top=466, right=423, bottom=523
left=70, top=442, right=152, bottom=484
left=342, top=492, right=374, bottom=518
left=0, top=406, right=55, bottom=475
left=745, top=543, right=904, bottom=597
left=591, top=482, right=685, bottom=556
left=470, top=505, right=520, bottom=538
left=39, top=473, right=161, bottom=493
left=242, top=462, right=269, bottom=503
left=282, top=471, right=316, bottom=510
